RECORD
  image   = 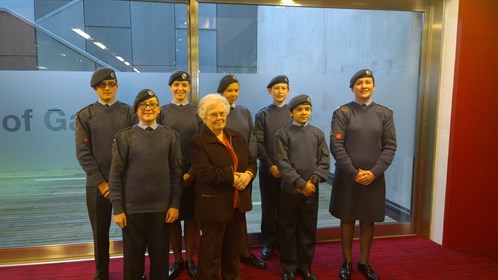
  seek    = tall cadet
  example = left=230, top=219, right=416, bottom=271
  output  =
left=254, top=75, right=293, bottom=260
left=329, top=69, right=397, bottom=280
left=157, top=71, right=202, bottom=279
left=75, top=68, right=136, bottom=280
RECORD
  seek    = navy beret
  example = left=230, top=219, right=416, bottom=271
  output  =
left=288, top=94, right=311, bottom=111
left=217, top=75, right=238, bottom=93
left=168, top=70, right=191, bottom=86
left=267, top=75, right=289, bottom=89
left=90, top=67, right=117, bottom=87
left=349, top=69, right=374, bottom=88
left=133, top=89, right=158, bottom=112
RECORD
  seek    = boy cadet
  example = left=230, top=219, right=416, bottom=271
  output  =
left=157, top=71, right=202, bottom=279
left=75, top=67, right=136, bottom=280
left=254, top=75, right=293, bottom=260
left=275, top=94, right=330, bottom=280
left=109, top=89, right=183, bottom=280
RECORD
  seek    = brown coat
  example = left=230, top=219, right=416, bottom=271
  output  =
left=190, top=126, right=257, bottom=224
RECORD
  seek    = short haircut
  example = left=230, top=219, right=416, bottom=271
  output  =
left=198, top=93, right=230, bottom=119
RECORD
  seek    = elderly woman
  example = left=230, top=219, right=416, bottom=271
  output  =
left=190, top=93, right=257, bottom=280
left=217, top=75, right=266, bottom=269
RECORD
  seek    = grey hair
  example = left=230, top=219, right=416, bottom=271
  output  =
left=198, top=93, right=231, bottom=119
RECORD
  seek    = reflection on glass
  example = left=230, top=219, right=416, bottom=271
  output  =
left=0, top=1, right=422, bottom=249
left=198, top=4, right=422, bottom=230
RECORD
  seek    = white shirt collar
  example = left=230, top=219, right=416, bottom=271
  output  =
left=138, top=122, right=158, bottom=130
left=98, top=99, right=117, bottom=106
left=171, top=100, right=189, bottom=106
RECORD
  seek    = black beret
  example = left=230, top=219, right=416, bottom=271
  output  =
left=349, top=69, right=374, bottom=88
left=217, top=75, right=238, bottom=93
left=267, top=75, right=289, bottom=89
left=90, top=67, right=117, bottom=87
left=288, top=94, right=311, bottom=111
left=168, top=70, right=191, bottom=86
left=133, top=89, right=158, bottom=112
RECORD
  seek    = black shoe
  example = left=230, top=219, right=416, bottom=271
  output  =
left=296, top=269, right=318, bottom=280
left=283, top=272, right=295, bottom=280
left=339, top=261, right=352, bottom=280
left=168, top=260, right=184, bottom=279
left=240, top=253, right=268, bottom=269
left=184, top=260, right=197, bottom=278
left=261, top=245, right=275, bottom=260
left=358, top=262, right=379, bottom=280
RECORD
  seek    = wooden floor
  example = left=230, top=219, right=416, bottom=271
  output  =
left=0, top=168, right=394, bottom=248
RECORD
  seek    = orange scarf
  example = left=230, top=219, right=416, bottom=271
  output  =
left=223, top=136, right=239, bottom=208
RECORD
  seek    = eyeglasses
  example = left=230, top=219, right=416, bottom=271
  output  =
left=137, top=103, right=160, bottom=110
left=96, top=81, right=117, bottom=89
left=207, top=112, right=227, bottom=118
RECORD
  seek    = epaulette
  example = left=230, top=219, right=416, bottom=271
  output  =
left=76, top=103, right=93, bottom=114
left=115, top=101, right=133, bottom=111
left=256, top=106, right=270, bottom=115
left=113, top=126, right=133, bottom=144
left=337, top=104, right=351, bottom=113
left=120, top=101, right=132, bottom=107
left=374, top=103, right=393, bottom=113
left=162, top=125, right=180, bottom=137
left=115, top=126, right=133, bottom=136
left=76, top=103, right=94, bottom=120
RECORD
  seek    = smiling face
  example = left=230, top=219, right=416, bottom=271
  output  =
left=268, top=83, right=290, bottom=105
left=290, top=104, right=312, bottom=125
left=170, top=81, right=191, bottom=103
left=136, top=97, right=160, bottom=126
left=221, top=82, right=239, bottom=105
left=202, top=102, right=227, bottom=134
left=351, top=77, right=375, bottom=103
left=94, top=79, right=118, bottom=103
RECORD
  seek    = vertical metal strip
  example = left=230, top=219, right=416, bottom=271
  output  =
left=187, top=0, right=200, bottom=104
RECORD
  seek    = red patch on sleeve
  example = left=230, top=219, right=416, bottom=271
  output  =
left=83, top=137, right=89, bottom=143
left=335, top=133, right=343, bottom=140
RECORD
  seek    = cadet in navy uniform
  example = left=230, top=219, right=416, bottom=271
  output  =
left=255, top=75, right=293, bottom=260
left=217, top=75, right=267, bottom=269
left=75, top=68, right=136, bottom=280
left=157, top=71, right=202, bottom=279
left=329, top=69, right=397, bottom=280
left=275, top=95, right=330, bottom=280
left=110, top=89, right=183, bottom=280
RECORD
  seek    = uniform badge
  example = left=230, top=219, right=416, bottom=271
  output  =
left=148, top=90, right=153, bottom=96
left=181, top=73, right=187, bottom=79
left=110, top=72, right=115, bottom=79
left=335, top=133, right=343, bottom=140
left=366, top=69, right=372, bottom=76
left=83, top=137, right=89, bottom=143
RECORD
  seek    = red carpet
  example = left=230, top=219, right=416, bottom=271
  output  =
left=1, top=236, right=497, bottom=279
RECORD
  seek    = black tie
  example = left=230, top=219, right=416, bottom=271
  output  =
left=145, top=126, right=153, bottom=131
